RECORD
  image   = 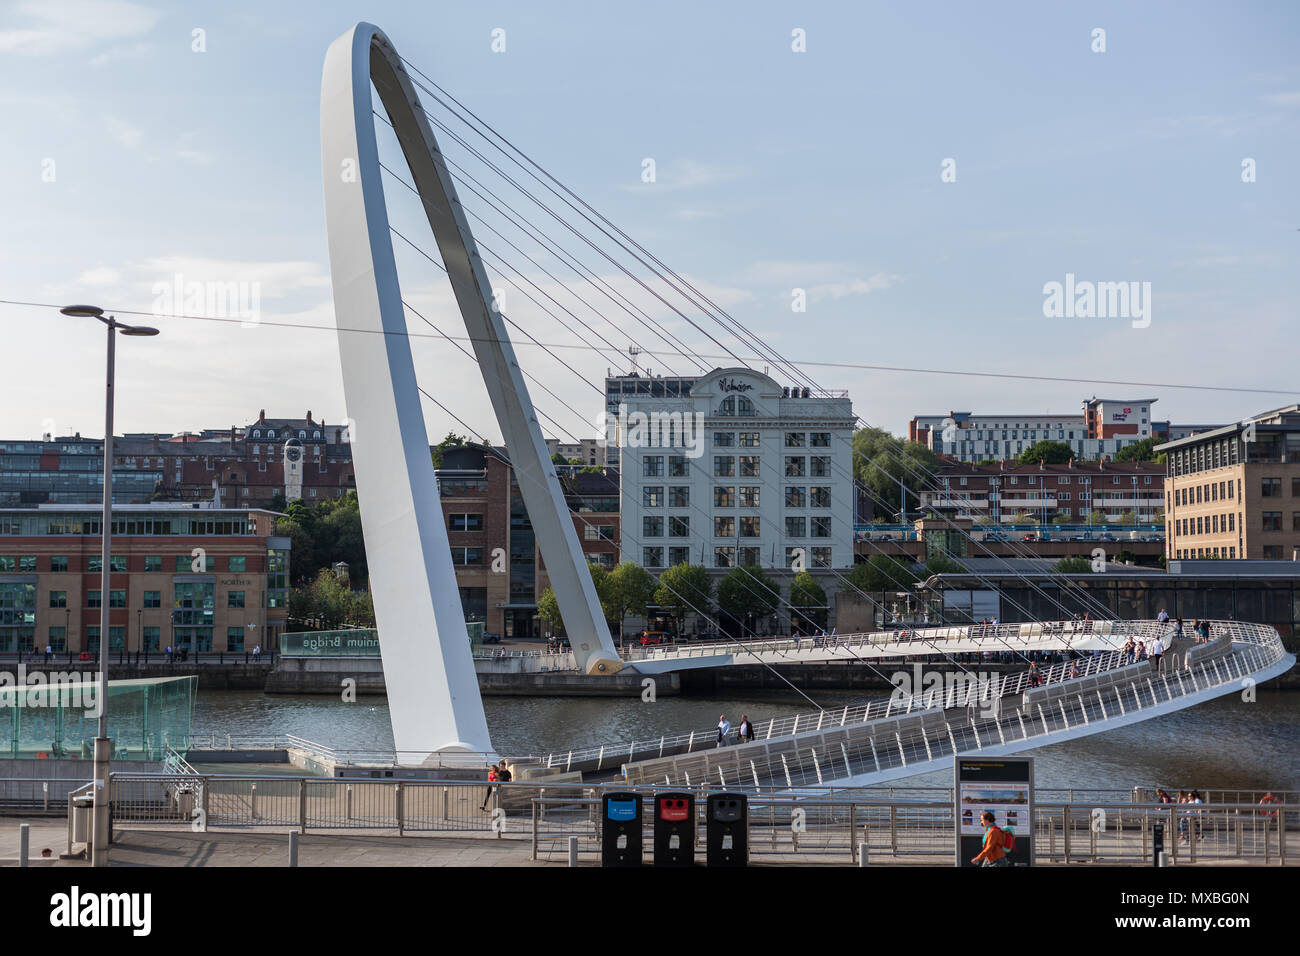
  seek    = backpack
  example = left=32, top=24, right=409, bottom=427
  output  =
left=1001, top=826, right=1016, bottom=855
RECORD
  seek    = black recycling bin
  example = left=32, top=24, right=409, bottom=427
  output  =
left=1152, top=823, right=1165, bottom=866
left=601, top=791, right=643, bottom=867
left=706, top=792, right=748, bottom=867
left=653, top=792, right=696, bottom=867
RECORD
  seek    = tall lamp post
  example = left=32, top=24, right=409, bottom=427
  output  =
left=61, top=304, right=159, bottom=867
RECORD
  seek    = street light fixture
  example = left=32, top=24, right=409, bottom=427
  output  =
left=62, top=304, right=159, bottom=868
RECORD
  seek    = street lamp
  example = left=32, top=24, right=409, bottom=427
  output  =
left=61, top=304, right=158, bottom=868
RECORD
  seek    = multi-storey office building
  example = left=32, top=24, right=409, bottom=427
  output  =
left=435, top=444, right=619, bottom=638
left=1160, top=405, right=1300, bottom=561
left=917, top=460, right=1166, bottom=525
left=910, top=397, right=1164, bottom=463
left=614, top=368, right=855, bottom=587
left=0, top=504, right=289, bottom=654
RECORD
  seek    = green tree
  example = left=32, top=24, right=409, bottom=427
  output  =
left=851, top=427, right=939, bottom=520
left=788, top=572, right=827, bottom=631
left=847, top=554, right=918, bottom=593
left=654, top=563, right=713, bottom=635
left=1086, top=510, right=1108, bottom=526
left=1016, top=441, right=1074, bottom=465
left=1115, top=438, right=1166, bottom=463
left=1053, top=556, right=1094, bottom=573
left=536, top=586, right=563, bottom=632
left=1009, top=511, right=1036, bottom=525
left=1052, top=512, right=1074, bottom=525
left=305, top=568, right=354, bottom=628
left=1116, top=510, right=1137, bottom=525
left=430, top=432, right=468, bottom=469
left=924, top=556, right=963, bottom=575
left=716, top=565, right=780, bottom=627
left=607, top=562, right=657, bottom=635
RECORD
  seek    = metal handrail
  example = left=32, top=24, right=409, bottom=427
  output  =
left=623, top=621, right=1288, bottom=790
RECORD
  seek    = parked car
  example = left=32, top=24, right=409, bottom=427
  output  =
left=480, top=632, right=501, bottom=644
left=877, top=533, right=894, bottom=541
left=1099, top=533, right=1117, bottom=542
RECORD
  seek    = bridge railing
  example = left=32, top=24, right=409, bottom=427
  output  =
left=546, top=619, right=1184, bottom=770
left=619, top=621, right=1288, bottom=790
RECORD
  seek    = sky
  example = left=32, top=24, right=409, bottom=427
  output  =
left=1, top=0, right=1297, bottom=446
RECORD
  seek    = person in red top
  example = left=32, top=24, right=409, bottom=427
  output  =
left=480, top=763, right=499, bottom=811
left=972, top=811, right=1008, bottom=867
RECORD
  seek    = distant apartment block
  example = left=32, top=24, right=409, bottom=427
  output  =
left=1161, top=404, right=1300, bottom=561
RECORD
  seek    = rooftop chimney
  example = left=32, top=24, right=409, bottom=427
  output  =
left=306, top=410, right=313, bottom=424
left=258, top=409, right=266, bottom=423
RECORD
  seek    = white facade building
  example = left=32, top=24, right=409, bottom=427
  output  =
left=613, top=368, right=855, bottom=578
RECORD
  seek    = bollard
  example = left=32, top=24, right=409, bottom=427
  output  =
left=1157, top=850, right=1169, bottom=867
left=568, top=835, right=579, bottom=867
left=288, top=829, right=300, bottom=867
left=858, top=841, right=869, bottom=867
left=19, top=823, right=29, bottom=868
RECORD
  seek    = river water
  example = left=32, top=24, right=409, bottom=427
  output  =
left=192, top=687, right=1300, bottom=792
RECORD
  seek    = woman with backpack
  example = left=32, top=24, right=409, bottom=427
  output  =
left=971, top=811, right=1010, bottom=867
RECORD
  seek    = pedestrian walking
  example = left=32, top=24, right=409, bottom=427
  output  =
left=1148, top=635, right=1164, bottom=671
left=738, top=714, right=755, bottom=743
left=253, top=644, right=262, bottom=662
left=716, top=714, right=731, bottom=747
left=480, top=762, right=499, bottom=811
left=971, top=811, right=1009, bottom=867
left=166, top=644, right=173, bottom=664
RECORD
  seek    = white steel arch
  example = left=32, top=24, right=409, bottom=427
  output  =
left=320, top=23, right=621, bottom=762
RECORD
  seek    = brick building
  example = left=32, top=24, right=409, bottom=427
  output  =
left=918, top=459, right=1166, bottom=525
left=0, top=504, right=290, bottom=654
left=435, top=444, right=619, bottom=638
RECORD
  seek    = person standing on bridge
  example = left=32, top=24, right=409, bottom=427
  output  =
left=717, top=714, right=732, bottom=747
left=1148, top=635, right=1164, bottom=671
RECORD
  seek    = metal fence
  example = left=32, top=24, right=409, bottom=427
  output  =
left=102, top=774, right=1295, bottom=865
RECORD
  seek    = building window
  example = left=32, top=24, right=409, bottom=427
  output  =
left=668, top=547, right=690, bottom=566
left=810, top=487, right=831, bottom=508
left=1263, top=545, right=1283, bottom=560
left=669, top=486, right=689, bottom=507
left=1262, top=512, right=1282, bottom=532
left=785, top=432, right=805, bottom=447
left=714, top=516, right=735, bottom=537
left=784, top=457, right=805, bottom=478
left=738, top=546, right=760, bottom=566
left=714, top=546, right=735, bottom=568
left=49, top=555, right=68, bottom=572
left=785, top=516, right=806, bottom=537
left=643, top=486, right=664, bottom=508
left=228, top=591, right=246, bottom=608
left=714, top=487, right=735, bottom=508
left=739, top=516, right=760, bottom=537
left=714, top=456, right=735, bottom=477
left=811, top=517, right=832, bottom=538
left=785, top=486, right=806, bottom=508
left=87, top=590, right=102, bottom=609
left=143, top=590, right=161, bottom=609
left=1262, top=477, right=1282, bottom=497
left=714, top=432, right=734, bottom=447
left=643, top=547, right=664, bottom=568
left=669, top=517, right=690, bottom=537
left=229, top=556, right=247, bottom=572
left=739, top=487, right=760, bottom=508
left=643, top=516, right=664, bottom=537
left=669, top=456, right=689, bottom=477
left=810, top=457, right=831, bottom=478
left=144, top=555, right=162, bottom=572
left=109, top=589, right=126, bottom=608
left=739, top=432, right=760, bottom=447
left=740, top=456, right=760, bottom=477
left=810, top=433, right=831, bottom=447
left=49, top=590, right=67, bottom=609
left=812, top=546, right=832, bottom=568
left=48, top=626, right=67, bottom=652
left=449, top=513, right=484, bottom=531
left=226, top=626, right=245, bottom=652
left=643, top=456, right=664, bottom=477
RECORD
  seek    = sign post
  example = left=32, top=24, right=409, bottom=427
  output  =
left=954, top=756, right=1034, bottom=866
